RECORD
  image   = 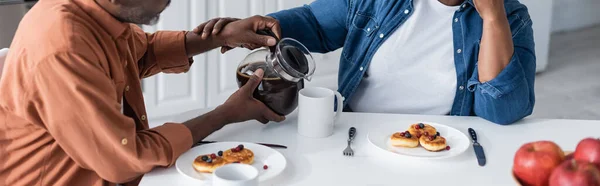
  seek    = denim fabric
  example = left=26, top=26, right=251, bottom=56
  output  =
left=268, top=0, right=536, bottom=125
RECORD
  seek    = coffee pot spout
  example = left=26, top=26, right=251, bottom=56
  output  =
left=304, top=75, right=313, bottom=82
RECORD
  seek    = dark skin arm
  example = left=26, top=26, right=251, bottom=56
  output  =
left=183, top=69, right=284, bottom=143
left=473, top=0, right=514, bottom=82
left=186, top=16, right=281, bottom=57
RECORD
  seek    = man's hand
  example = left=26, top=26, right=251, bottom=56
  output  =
left=193, top=15, right=281, bottom=53
left=218, top=69, right=285, bottom=124
left=192, top=17, right=240, bottom=40
left=473, top=0, right=506, bottom=21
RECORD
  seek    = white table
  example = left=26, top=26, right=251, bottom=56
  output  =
left=140, top=109, right=599, bottom=186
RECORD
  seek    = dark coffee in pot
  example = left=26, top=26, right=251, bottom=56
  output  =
left=236, top=63, right=304, bottom=116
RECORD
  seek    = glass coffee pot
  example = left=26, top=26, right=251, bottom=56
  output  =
left=236, top=35, right=315, bottom=116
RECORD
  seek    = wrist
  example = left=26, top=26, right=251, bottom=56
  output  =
left=481, top=12, right=507, bottom=22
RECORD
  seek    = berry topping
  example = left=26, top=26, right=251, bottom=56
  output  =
left=399, top=132, right=405, bottom=136
left=436, top=132, right=440, bottom=136
left=414, top=125, right=420, bottom=129
left=416, top=134, right=421, bottom=138
left=218, top=151, right=223, bottom=156
left=446, top=146, right=451, bottom=151
left=428, top=136, right=434, bottom=141
left=206, top=158, right=213, bottom=163
left=424, top=132, right=429, bottom=136
left=235, top=147, right=241, bottom=152
left=210, top=153, right=217, bottom=159
left=201, top=156, right=208, bottom=161
left=404, top=132, right=412, bottom=138
left=418, top=123, right=425, bottom=128
left=237, top=144, right=244, bottom=150
left=263, top=165, right=269, bottom=170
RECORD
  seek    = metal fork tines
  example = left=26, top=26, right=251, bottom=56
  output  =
left=343, top=127, right=356, bottom=156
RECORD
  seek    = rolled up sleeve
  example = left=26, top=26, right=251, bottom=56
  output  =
left=31, top=52, right=192, bottom=183
left=466, top=19, right=536, bottom=125
left=131, top=25, right=193, bottom=78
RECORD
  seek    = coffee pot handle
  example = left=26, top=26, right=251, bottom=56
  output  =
left=333, top=91, right=344, bottom=123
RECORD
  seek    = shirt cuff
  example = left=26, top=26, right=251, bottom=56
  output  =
left=152, top=31, right=193, bottom=71
left=467, top=54, right=526, bottom=99
left=152, top=123, right=193, bottom=166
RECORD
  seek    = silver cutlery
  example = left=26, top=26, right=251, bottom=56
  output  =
left=343, top=127, right=356, bottom=156
left=194, top=141, right=287, bottom=149
left=468, top=128, right=486, bottom=166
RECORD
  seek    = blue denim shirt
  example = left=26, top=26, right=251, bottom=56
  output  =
left=268, top=0, right=536, bottom=125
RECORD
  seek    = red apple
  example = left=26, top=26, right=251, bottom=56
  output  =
left=513, top=141, right=565, bottom=186
left=549, top=159, right=600, bottom=186
left=574, top=138, right=600, bottom=167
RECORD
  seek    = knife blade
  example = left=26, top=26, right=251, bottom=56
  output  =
left=468, top=128, right=486, bottom=166
left=194, top=141, right=287, bottom=149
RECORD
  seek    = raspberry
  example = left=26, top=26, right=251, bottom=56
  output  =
left=446, top=146, right=451, bottom=150
left=263, top=165, right=268, bottom=170
left=210, top=153, right=217, bottom=159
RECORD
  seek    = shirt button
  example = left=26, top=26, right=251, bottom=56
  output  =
left=367, top=28, right=371, bottom=32
left=125, top=85, right=130, bottom=92
left=459, top=85, right=464, bottom=90
left=141, top=115, right=146, bottom=121
left=121, top=138, right=128, bottom=145
left=379, top=33, right=384, bottom=38
left=404, top=9, right=410, bottom=14
left=455, top=18, right=459, bottom=22
left=457, top=49, right=462, bottom=54
left=359, top=67, right=364, bottom=71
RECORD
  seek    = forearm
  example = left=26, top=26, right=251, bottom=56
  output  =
left=184, top=31, right=224, bottom=57
left=477, top=16, right=514, bottom=82
left=183, top=106, right=231, bottom=144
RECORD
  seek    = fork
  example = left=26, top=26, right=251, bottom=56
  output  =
left=343, top=127, right=357, bottom=156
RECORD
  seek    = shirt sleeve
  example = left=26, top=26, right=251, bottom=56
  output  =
left=29, top=52, right=193, bottom=183
left=131, top=25, right=193, bottom=78
left=466, top=18, right=536, bottom=125
left=267, top=0, right=350, bottom=53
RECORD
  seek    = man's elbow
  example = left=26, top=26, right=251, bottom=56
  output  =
left=94, top=160, right=147, bottom=184
left=97, top=170, right=141, bottom=184
left=479, top=106, right=533, bottom=125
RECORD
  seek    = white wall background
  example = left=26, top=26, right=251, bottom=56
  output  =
left=552, top=0, right=600, bottom=33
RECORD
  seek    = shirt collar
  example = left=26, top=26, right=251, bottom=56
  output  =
left=464, top=0, right=475, bottom=8
left=73, top=0, right=129, bottom=38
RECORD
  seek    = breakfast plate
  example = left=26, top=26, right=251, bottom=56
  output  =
left=175, top=141, right=286, bottom=182
left=367, top=121, right=470, bottom=159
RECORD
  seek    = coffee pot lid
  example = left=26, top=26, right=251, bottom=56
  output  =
left=267, top=38, right=315, bottom=82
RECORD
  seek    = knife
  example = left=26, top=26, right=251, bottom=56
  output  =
left=468, top=128, right=486, bottom=166
left=194, top=141, right=287, bottom=149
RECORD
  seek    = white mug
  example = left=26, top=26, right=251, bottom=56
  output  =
left=212, top=164, right=258, bottom=186
left=298, top=87, right=344, bottom=138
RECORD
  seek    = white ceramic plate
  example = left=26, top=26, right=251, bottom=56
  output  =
left=175, top=142, right=286, bottom=182
left=367, top=121, right=470, bottom=159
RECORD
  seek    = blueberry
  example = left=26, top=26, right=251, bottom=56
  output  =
left=206, top=158, right=212, bottom=163
left=418, top=123, right=425, bottom=128
left=404, top=132, right=412, bottom=138
left=238, top=144, right=244, bottom=150
left=201, top=156, right=208, bottom=161
left=218, top=151, right=223, bottom=156
left=436, top=132, right=440, bottom=136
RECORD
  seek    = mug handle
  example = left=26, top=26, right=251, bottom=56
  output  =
left=333, top=91, right=344, bottom=123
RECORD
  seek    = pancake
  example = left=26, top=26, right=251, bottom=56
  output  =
left=192, top=154, right=228, bottom=173
left=390, top=131, right=419, bottom=148
left=223, top=148, right=254, bottom=164
left=419, top=134, right=447, bottom=152
left=407, top=123, right=437, bottom=138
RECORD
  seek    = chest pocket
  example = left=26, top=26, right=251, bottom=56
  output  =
left=343, top=11, right=380, bottom=62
